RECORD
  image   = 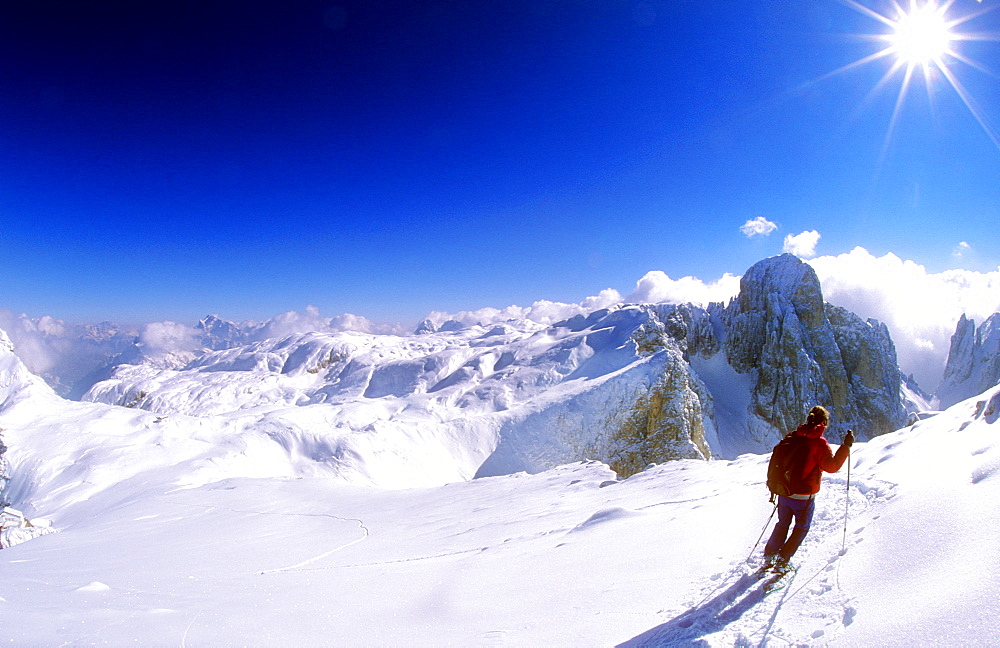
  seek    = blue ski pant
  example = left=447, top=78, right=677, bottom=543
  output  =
left=764, top=495, right=815, bottom=560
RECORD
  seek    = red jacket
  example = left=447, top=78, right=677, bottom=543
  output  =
left=790, top=422, right=850, bottom=495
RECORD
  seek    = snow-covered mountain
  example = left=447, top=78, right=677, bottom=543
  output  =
left=0, top=309, right=407, bottom=401
left=71, top=254, right=908, bottom=486
left=937, top=312, right=1000, bottom=409
left=0, top=311, right=138, bottom=400
left=2, top=313, right=1000, bottom=643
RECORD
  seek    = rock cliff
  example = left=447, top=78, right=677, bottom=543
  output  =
left=937, top=313, right=1000, bottom=409
left=717, top=254, right=905, bottom=445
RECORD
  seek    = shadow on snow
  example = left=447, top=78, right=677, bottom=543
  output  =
left=617, top=568, right=790, bottom=647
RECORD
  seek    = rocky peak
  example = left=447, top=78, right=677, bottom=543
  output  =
left=414, top=319, right=437, bottom=335
left=937, top=312, right=1000, bottom=409
left=197, top=314, right=247, bottom=351
left=722, top=254, right=904, bottom=443
left=735, top=253, right=825, bottom=315
left=642, top=303, right=722, bottom=360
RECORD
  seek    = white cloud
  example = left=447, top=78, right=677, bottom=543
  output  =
left=34, top=315, right=67, bottom=338
left=0, top=310, right=60, bottom=374
left=740, top=216, right=778, bottom=238
left=953, top=241, right=971, bottom=259
left=808, top=247, right=1000, bottom=391
left=627, top=271, right=741, bottom=307
left=581, top=288, right=623, bottom=311
left=327, top=313, right=404, bottom=335
left=783, top=230, right=821, bottom=258
left=256, top=306, right=330, bottom=339
left=252, top=306, right=405, bottom=340
left=138, top=321, right=199, bottom=355
left=422, top=288, right=625, bottom=330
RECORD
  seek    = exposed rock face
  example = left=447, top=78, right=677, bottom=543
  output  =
left=720, top=254, right=905, bottom=444
left=827, top=305, right=907, bottom=438
left=642, top=303, right=723, bottom=361
left=725, top=255, right=845, bottom=442
left=474, top=308, right=718, bottom=479
left=601, top=343, right=714, bottom=476
left=937, top=313, right=1000, bottom=409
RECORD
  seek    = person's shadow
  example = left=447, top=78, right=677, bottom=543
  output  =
left=617, top=568, right=787, bottom=647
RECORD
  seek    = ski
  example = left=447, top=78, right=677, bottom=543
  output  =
left=748, top=556, right=796, bottom=594
left=761, top=562, right=796, bottom=594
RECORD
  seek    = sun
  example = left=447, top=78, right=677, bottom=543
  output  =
left=833, top=0, right=1000, bottom=152
left=887, top=1, right=956, bottom=66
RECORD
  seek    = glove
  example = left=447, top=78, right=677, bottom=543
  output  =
left=844, top=430, right=855, bottom=448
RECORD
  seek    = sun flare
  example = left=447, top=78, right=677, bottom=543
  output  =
left=833, top=0, right=1000, bottom=153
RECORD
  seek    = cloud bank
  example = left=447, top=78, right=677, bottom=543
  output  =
left=138, top=321, right=200, bottom=356
left=807, top=247, right=1000, bottom=392
left=627, top=271, right=741, bottom=306
left=419, top=289, right=624, bottom=331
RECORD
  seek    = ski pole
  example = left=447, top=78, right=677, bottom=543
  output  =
left=841, top=450, right=851, bottom=555
left=747, top=503, right=778, bottom=563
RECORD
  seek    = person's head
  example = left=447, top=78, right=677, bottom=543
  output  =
left=806, top=405, right=830, bottom=427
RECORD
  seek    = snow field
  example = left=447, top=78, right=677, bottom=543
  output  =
left=2, top=314, right=1000, bottom=645
left=833, top=388, right=1000, bottom=646
left=0, top=442, right=894, bottom=646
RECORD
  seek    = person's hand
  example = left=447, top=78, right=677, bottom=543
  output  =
left=844, top=430, right=855, bottom=448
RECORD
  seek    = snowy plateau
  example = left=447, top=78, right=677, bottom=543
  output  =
left=0, top=253, right=998, bottom=646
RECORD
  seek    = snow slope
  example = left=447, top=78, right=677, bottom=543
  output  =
left=2, top=347, right=1000, bottom=645
left=81, top=309, right=709, bottom=486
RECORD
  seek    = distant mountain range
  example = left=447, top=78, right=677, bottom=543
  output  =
left=70, top=254, right=922, bottom=482
left=1, top=253, right=996, bottom=487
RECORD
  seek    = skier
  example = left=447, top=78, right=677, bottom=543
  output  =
left=763, top=405, right=853, bottom=567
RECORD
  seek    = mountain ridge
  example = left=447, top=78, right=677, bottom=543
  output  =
left=69, top=255, right=909, bottom=484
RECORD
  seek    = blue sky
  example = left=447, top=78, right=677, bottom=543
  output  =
left=1, top=0, right=998, bottom=326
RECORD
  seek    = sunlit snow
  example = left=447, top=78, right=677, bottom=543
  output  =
left=2, top=327, right=1000, bottom=644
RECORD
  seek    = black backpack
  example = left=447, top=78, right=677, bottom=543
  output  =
left=766, top=433, right=811, bottom=503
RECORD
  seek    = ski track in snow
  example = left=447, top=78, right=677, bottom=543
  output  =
left=634, top=490, right=729, bottom=510
left=166, top=500, right=373, bottom=575
left=620, top=470, right=899, bottom=647
left=162, top=497, right=540, bottom=578
left=258, top=517, right=370, bottom=574
left=179, top=612, right=201, bottom=648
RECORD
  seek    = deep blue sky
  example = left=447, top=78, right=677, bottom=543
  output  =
left=2, top=0, right=998, bottom=325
